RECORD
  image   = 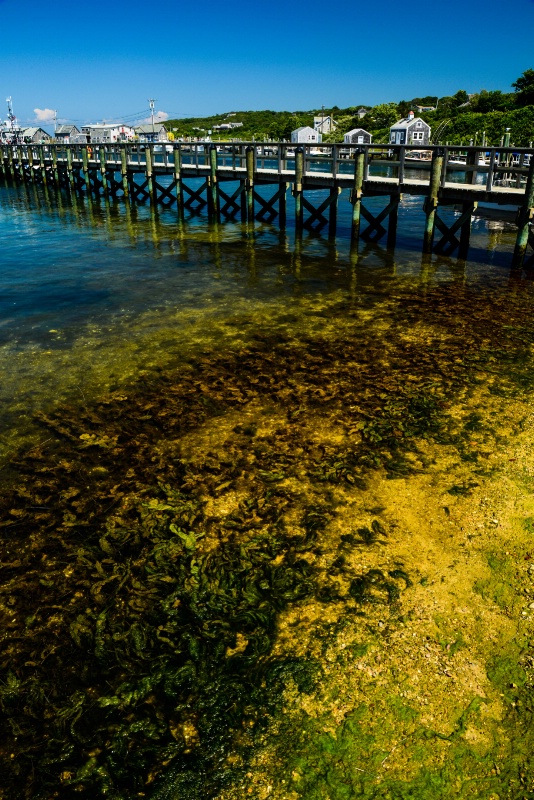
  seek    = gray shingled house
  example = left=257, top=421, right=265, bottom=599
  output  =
left=291, top=126, right=322, bottom=144
left=389, top=112, right=431, bottom=145
left=134, top=123, right=169, bottom=143
left=343, top=128, right=372, bottom=145
left=55, top=124, right=80, bottom=143
left=21, top=127, right=51, bottom=143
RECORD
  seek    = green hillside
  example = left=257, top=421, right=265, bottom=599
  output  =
left=166, top=69, right=534, bottom=147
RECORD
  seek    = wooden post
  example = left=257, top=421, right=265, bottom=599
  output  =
left=294, top=146, right=304, bottom=229
left=17, top=146, right=25, bottom=182
left=246, top=145, right=254, bottom=221
left=145, top=145, right=154, bottom=203
left=27, top=146, right=35, bottom=182
left=99, top=147, right=108, bottom=197
left=512, top=157, right=534, bottom=267
left=423, top=148, right=444, bottom=253
left=8, top=147, right=16, bottom=181
left=351, top=148, right=365, bottom=241
left=38, top=146, right=47, bottom=185
left=120, top=145, right=129, bottom=199
left=66, top=147, right=75, bottom=191
left=387, top=194, right=399, bottom=249
left=51, top=146, right=59, bottom=185
left=82, top=146, right=91, bottom=193
left=208, top=143, right=219, bottom=219
left=173, top=145, right=183, bottom=214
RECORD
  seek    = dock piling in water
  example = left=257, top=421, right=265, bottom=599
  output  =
left=1, top=140, right=532, bottom=266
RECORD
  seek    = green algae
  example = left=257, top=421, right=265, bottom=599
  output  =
left=3, top=280, right=534, bottom=798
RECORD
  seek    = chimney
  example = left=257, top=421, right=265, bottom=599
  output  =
left=408, top=110, right=415, bottom=120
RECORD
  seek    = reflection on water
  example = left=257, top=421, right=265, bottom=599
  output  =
left=2, top=179, right=534, bottom=800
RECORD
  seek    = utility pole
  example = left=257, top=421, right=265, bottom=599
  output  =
left=148, top=98, right=156, bottom=136
left=54, top=110, right=57, bottom=136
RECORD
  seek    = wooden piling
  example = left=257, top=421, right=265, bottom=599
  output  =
left=38, top=146, right=47, bottom=185
left=99, top=147, right=108, bottom=198
left=51, top=147, right=59, bottom=185
left=82, top=146, right=91, bottom=193
left=351, top=148, right=365, bottom=241
left=294, top=147, right=304, bottom=229
left=145, top=145, right=154, bottom=203
left=208, top=144, right=219, bottom=219
left=7, top=147, right=16, bottom=180
left=246, top=146, right=255, bottom=221
left=120, top=146, right=129, bottom=199
left=66, top=147, right=75, bottom=191
left=423, top=149, right=444, bottom=253
left=512, top=157, right=534, bottom=267
left=27, top=146, right=35, bottom=182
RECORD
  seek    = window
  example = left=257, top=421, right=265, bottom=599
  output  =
left=416, top=121, right=422, bottom=128
left=412, top=131, right=424, bottom=141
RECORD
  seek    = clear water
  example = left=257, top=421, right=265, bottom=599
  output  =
left=2, top=176, right=534, bottom=800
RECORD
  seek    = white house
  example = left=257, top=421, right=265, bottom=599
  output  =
left=356, top=107, right=369, bottom=119
left=291, top=126, right=322, bottom=144
left=80, top=124, right=135, bottom=143
left=313, top=115, right=336, bottom=134
left=389, top=111, right=431, bottom=146
left=343, top=128, right=372, bottom=145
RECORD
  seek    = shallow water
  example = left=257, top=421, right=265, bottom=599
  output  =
left=1, top=179, right=534, bottom=799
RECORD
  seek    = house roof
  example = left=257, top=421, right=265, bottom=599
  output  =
left=292, top=126, right=316, bottom=134
left=345, top=128, right=371, bottom=136
left=135, top=123, right=167, bottom=133
left=390, top=116, right=429, bottom=130
left=22, top=127, right=48, bottom=137
left=55, top=124, right=79, bottom=134
left=313, top=115, right=333, bottom=122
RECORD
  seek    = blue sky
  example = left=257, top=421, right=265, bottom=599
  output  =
left=1, top=0, right=533, bottom=131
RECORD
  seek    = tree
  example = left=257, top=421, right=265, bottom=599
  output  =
left=453, top=90, right=469, bottom=106
left=365, top=103, right=399, bottom=130
left=512, top=68, right=534, bottom=106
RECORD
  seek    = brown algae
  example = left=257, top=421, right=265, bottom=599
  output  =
left=2, top=280, right=534, bottom=798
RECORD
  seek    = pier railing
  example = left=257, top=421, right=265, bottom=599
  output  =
left=1, top=142, right=533, bottom=266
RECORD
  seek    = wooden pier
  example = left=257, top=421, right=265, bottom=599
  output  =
left=1, top=142, right=533, bottom=266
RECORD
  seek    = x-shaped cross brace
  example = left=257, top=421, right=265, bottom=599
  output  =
left=360, top=199, right=398, bottom=242
left=219, top=184, right=243, bottom=217
left=182, top=180, right=208, bottom=209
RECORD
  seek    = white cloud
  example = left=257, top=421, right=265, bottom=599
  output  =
left=140, top=110, right=169, bottom=125
left=33, top=108, right=55, bottom=123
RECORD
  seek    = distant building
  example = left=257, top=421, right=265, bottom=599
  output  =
left=314, top=115, right=336, bottom=134
left=134, top=123, right=168, bottom=143
left=291, top=126, right=322, bottom=144
left=21, top=127, right=51, bottom=143
left=389, top=112, right=431, bottom=146
left=80, top=124, right=135, bottom=143
left=343, top=128, right=372, bottom=145
left=415, top=104, right=436, bottom=113
left=55, top=124, right=80, bottom=143
left=212, top=122, right=244, bottom=131
left=356, top=107, right=369, bottom=119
